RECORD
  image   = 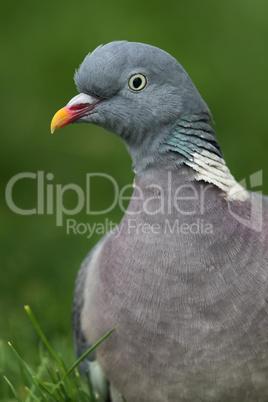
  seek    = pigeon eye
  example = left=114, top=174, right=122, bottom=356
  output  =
left=128, top=74, right=147, bottom=91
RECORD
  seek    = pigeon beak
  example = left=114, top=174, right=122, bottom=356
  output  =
left=51, top=93, right=100, bottom=134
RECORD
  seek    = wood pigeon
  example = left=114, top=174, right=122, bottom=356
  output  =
left=51, top=41, right=268, bottom=401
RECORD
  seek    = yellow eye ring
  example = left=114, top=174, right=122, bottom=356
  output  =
left=128, top=74, right=147, bottom=91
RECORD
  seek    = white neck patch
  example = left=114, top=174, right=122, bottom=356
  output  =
left=185, top=150, right=249, bottom=201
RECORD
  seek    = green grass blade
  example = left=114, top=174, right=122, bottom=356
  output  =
left=56, top=369, right=70, bottom=400
left=24, top=306, right=63, bottom=370
left=52, top=327, right=116, bottom=395
left=8, top=343, right=35, bottom=386
left=64, top=327, right=116, bottom=378
left=25, top=356, right=50, bottom=402
left=8, top=342, right=48, bottom=401
left=24, top=305, right=75, bottom=400
left=25, top=386, right=45, bottom=402
left=3, top=376, right=23, bottom=402
left=33, top=377, right=61, bottom=401
left=85, top=369, right=96, bottom=402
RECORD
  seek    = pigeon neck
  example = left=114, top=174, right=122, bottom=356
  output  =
left=164, top=116, right=249, bottom=201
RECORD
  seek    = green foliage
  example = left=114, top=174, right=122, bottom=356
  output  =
left=2, top=307, right=114, bottom=402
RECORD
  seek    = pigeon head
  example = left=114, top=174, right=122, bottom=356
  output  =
left=51, top=41, right=217, bottom=172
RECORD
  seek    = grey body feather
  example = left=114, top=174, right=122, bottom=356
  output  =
left=74, top=168, right=268, bottom=401
left=66, top=42, right=268, bottom=401
left=72, top=236, right=110, bottom=401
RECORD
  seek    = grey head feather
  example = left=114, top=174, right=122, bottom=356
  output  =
left=74, top=41, right=215, bottom=172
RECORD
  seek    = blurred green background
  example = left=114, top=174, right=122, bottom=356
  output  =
left=1, top=0, right=268, bottom=398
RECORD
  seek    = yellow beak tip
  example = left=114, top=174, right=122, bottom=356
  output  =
left=50, top=107, right=71, bottom=134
